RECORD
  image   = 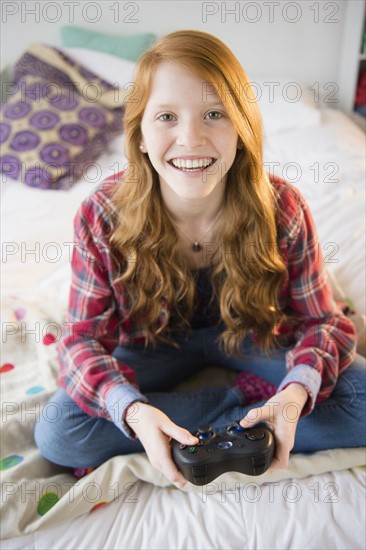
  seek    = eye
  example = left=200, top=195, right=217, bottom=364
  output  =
left=205, top=111, right=223, bottom=120
left=158, top=113, right=176, bottom=122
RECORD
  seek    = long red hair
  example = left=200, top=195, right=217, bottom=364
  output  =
left=109, top=30, right=287, bottom=355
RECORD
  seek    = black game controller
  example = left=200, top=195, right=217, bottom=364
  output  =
left=171, top=422, right=275, bottom=485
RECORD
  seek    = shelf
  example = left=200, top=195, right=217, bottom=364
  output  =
left=349, top=111, right=366, bottom=132
left=338, top=2, right=366, bottom=113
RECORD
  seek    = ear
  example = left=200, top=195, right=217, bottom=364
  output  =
left=139, top=140, right=147, bottom=153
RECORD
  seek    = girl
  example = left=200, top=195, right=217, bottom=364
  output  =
left=35, top=30, right=365, bottom=489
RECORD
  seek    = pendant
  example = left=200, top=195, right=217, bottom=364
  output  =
left=192, top=242, right=202, bottom=253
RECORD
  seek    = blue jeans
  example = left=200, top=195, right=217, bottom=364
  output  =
left=34, top=327, right=366, bottom=468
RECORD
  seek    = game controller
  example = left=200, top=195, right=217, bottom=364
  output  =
left=171, top=421, right=275, bottom=485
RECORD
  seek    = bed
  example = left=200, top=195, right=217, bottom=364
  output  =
left=1, top=42, right=365, bottom=549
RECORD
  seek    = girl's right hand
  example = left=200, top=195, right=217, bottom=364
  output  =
left=125, top=402, right=198, bottom=489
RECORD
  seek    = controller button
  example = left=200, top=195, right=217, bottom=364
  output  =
left=207, top=447, right=215, bottom=453
left=217, top=441, right=233, bottom=450
left=188, top=446, right=197, bottom=454
left=246, top=429, right=265, bottom=441
left=192, top=465, right=207, bottom=476
left=237, top=442, right=247, bottom=448
left=226, top=423, right=245, bottom=434
left=179, top=444, right=187, bottom=450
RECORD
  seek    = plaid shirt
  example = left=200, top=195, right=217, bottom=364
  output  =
left=57, top=172, right=357, bottom=438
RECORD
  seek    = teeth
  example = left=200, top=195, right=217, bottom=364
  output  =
left=171, top=158, right=213, bottom=169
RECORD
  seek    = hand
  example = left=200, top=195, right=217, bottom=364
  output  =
left=239, top=383, right=308, bottom=471
left=125, top=402, right=199, bottom=489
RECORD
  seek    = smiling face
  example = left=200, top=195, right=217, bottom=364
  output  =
left=140, top=61, right=239, bottom=203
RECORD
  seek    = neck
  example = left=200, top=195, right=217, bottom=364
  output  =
left=163, top=194, right=225, bottom=260
left=160, top=184, right=225, bottom=229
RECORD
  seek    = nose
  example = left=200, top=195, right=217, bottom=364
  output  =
left=176, top=119, right=206, bottom=148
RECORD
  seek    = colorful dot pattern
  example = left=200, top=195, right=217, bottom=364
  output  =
left=0, top=455, right=24, bottom=470
left=26, top=386, right=45, bottom=395
left=2, top=299, right=127, bottom=520
left=43, top=333, right=56, bottom=346
left=0, top=363, right=15, bottom=374
left=90, top=500, right=108, bottom=512
left=37, top=493, right=60, bottom=516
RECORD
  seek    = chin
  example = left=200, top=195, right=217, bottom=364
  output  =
left=174, top=185, right=216, bottom=200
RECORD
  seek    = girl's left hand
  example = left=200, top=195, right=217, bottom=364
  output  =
left=239, top=383, right=309, bottom=471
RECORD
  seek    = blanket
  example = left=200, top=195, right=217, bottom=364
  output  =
left=1, top=294, right=365, bottom=539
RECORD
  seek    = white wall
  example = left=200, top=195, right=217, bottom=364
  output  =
left=0, top=0, right=359, bottom=109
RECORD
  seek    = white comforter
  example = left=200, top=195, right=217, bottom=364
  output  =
left=1, top=108, right=365, bottom=549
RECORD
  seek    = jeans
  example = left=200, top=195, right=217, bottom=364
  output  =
left=34, top=327, right=366, bottom=468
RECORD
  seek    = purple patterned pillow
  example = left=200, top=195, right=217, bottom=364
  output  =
left=0, top=44, right=123, bottom=190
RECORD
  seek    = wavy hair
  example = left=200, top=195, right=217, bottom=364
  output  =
left=109, top=29, right=287, bottom=356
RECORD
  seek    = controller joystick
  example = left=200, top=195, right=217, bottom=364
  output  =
left=171, top=422, right=275, bottom=486
left=226, top=421, right=245, bottom=435
left=196, top=424, right=216, bottom=442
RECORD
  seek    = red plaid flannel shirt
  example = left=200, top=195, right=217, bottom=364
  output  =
left=57, top=172, right=357, bottom=437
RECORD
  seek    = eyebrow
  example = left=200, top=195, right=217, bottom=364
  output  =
left=150, top=101, right=225, bottom=109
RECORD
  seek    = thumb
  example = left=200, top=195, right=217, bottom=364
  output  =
left=165, top=423, right=198, bottom=445
left=239, top=406, right=266, bottom=429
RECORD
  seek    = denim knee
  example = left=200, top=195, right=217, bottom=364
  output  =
left=34, top=389, right=87, bottom=466
left=34, top=388, right=144, bottom=468
left=293, top=354, right=366, bottom=452
left=34, top=399, right=64, bottom=465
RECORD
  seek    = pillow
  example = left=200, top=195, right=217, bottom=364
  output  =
left=0, top=43, right=125, bottom=190
left=249, top=77, right=321, bottom=136
left=61, top=26, right=156, bottom=62
left=59, top=47, right=136, bottom=89
left=0, top=66, right=13, bottom=104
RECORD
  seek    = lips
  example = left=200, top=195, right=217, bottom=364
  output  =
left=168, top=157, right=216, bottom=171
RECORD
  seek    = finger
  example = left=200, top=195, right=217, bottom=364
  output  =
left=166, top=463, right=189, bottom=489
left=160, top=455, right=188, bottom=488
left=239, top=400, right=278, bottom=429
left=163, top=423, right=199, bottom=446
left=239, top=406, right=266, bottom=428
left=149, top=439, right=189, bottom=489
left=269, top=439, right=290, bottom=471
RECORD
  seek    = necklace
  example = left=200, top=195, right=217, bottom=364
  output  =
left=172, top=208, right=223, bottom=253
